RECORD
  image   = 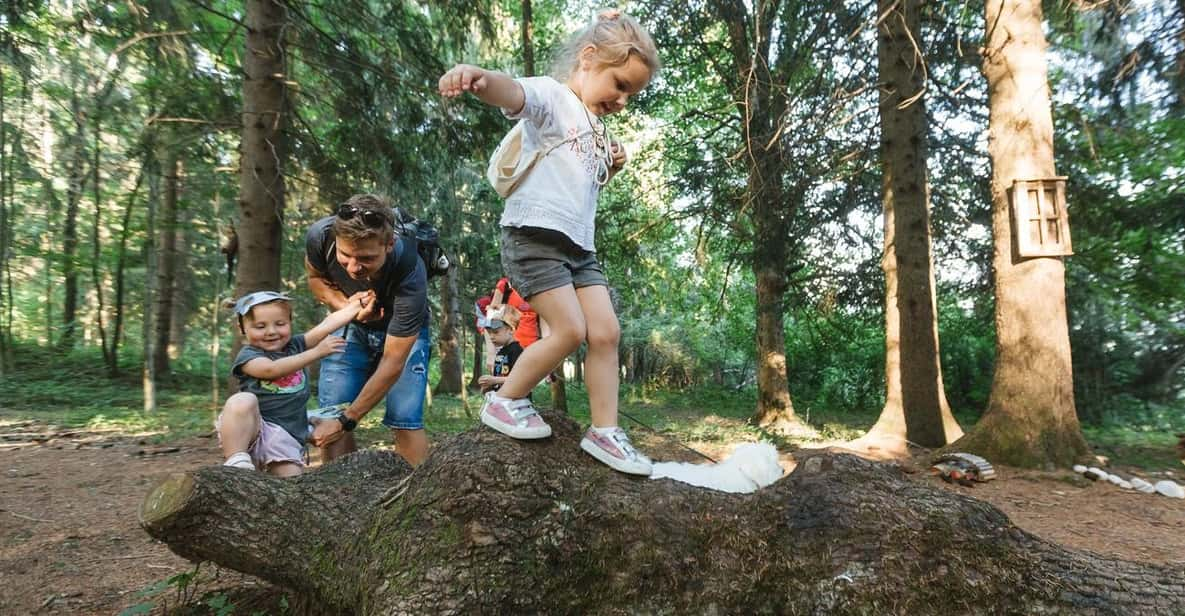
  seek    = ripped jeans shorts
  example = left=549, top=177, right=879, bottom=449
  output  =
left=316, top=324, right=431, bottom=430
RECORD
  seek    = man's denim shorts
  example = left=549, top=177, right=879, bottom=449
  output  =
left=317, top=324, right=431, bottom=430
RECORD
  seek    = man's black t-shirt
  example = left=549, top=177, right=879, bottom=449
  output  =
left=304, top=216, right=429, bottom=337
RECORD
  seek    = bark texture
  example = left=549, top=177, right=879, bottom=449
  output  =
left=235, top=0, right=286, bottom=301
left=152, top=154, right=179, bottom=376
left=953, top=0, right=1089, bottom=467
left=863, top=0, right=962, bottom=450
left=434, top=265, right=463, bottom=394
left=142, top=413, right=1184, bottom=615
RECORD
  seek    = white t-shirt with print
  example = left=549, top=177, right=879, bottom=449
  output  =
left=499, top=76, right=611, bottom=252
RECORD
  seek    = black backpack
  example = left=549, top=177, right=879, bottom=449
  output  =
left=392, top=207, right=450, bottom=279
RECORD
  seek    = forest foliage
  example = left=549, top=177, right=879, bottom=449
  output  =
left=0, top=0, right=1181, bottom=435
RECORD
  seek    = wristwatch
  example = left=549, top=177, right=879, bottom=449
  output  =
left=337, top=413, right=358, bottom=432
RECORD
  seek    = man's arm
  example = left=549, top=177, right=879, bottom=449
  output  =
left=310, top=333, right=416, bottom=447
left=344, top=333, right=415, bottom=421
left=306, top=256, right=348, bottom=311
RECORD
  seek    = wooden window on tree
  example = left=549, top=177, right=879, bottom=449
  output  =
left=1011, top=177, right=1072, bottom=257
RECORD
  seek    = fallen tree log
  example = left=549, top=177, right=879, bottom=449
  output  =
left=141, top=412, right=1185, bottom=614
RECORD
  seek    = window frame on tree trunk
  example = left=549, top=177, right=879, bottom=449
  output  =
left=1010, top=176, right=1073, bottom=257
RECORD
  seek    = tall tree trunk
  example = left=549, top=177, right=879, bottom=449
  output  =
left=153, top=154, right=180, bottom=376
left=59, top=97, right=87, bottom=351
left=951, top=0, right=1089, bottom=467
left=468, top=322, right=484, bottom=390
left=858, top=0, right=963, bottom=452
left=434, top=265, right=463, bottom=394
left=2, top=77, right=27, bottom=367
left=168, top=203, right=192, bottom=359
left=90, top=119, right=113, bottom=370
left=143, top=152, right=160, bottom=412
left=549, top=369, right=568, bottom=414
left=109, top=170, right=143, bottom=376
left=713, top=0, right=805, bottom=433
left=749, top=131, right=803, bottom=433
left=0, top=63, right=7, bottom=373
left=142, top=415, right=1185, bottom=614
left=521, top=0, right=535, bottom=77
left=234, top=0, right=287, bottom=310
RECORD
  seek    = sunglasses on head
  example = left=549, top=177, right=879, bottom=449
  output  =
left=337, top=203, right=390, bottom=228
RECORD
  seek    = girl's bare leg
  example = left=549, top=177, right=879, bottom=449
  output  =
left=219, top=393, right=261, bottom=459
left=575, top=285, right=621, bottom=428
left=495, top=284, right=586, bottom=400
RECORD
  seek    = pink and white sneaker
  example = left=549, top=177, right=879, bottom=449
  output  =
left=480, top=394, right=552, bottom=439
left=580, top=427, right=652, bottom=475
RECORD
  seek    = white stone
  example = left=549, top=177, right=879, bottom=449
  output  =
left=1107, top=474, right=1125, bottom=485
left=1072, top=465, right=1087, bottom=474
left=1154, top=480, right=1184, bottom=499
left=1084, top=467, right=1108, bottom=481
left=1117, top=480, right=1132, bottom=490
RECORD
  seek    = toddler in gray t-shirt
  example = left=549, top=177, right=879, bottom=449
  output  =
left=215, top=289, right=375, bottom=476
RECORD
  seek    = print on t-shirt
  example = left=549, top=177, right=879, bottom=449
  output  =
left=261, top=370, right=305, bottom=394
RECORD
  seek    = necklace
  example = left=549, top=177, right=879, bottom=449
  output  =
left=567, top=86, right=613, bottom=186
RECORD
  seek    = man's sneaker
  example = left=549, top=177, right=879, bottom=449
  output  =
left=480, top=395, right=552, bottom=439
left=580, top=427, right=652, bottom=475
left=223, top=451, right=255, bottom=470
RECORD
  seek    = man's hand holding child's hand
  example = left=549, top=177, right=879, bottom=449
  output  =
left=350, top=290, right=381, bottom=323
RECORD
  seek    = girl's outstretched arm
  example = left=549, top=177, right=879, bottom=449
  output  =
left=304, top=291, right=370, bottom=347
left=439, top=64, right=525, bottom=114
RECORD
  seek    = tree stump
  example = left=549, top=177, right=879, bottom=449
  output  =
left=141, top=412, right=1185, bottom=614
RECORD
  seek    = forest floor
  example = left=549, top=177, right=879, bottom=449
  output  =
left=1, top=416, right=1183, bottom=615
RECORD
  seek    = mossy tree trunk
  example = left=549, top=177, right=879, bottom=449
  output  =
left=143, top=414, right=1184, bottom=614
left=951, top=0, right=1090, bottom=467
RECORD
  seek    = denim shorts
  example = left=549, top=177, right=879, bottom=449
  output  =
left=501, top=226, right=608, bottom=299
left=317, top=324, right=431, bottom=430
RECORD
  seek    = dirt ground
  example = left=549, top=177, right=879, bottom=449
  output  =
left=1, top=421, right=1183, bottom=615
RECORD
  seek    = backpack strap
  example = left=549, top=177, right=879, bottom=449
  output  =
left=384, top=235, right=419, bottom=298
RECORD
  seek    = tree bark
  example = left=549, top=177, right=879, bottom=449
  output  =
left=152, top=154, right=180, bottom=376
left=90, top=119, right=112, bottom=369
left=434, top=265, right=463, bottom=394
left=860, top=0, right=963, bottom=451
left=143, top=152, right=160, bottom=412
left=168, top=202, right=193, bottom=359
left=142, top=413, right=1185, bottom=614
left=109, top=170, right=143, bottom=376
left=234, top=0, right=287, bottom=306
left=59, top=95, right=87, bottom=351
left=0, top=63, right=7, bottom=373
left=468, top=322, right=484, bottom=391
left=521, top=0, right=535, bottom=77
left=710, top=0, right=806, bottom=434
left=952, top=0, right=1089, bottom=467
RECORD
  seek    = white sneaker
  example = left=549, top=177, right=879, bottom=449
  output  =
left=580, top=427, right=652, bottom=475
left=480, top=395, right=551, bottom=439
left=223, top=451, right=255, bottom=470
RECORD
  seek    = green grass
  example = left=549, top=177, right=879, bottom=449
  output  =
left=1, top=341, right=1179, bottom=471
left=1083, top=425, right=1184, bottom=470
